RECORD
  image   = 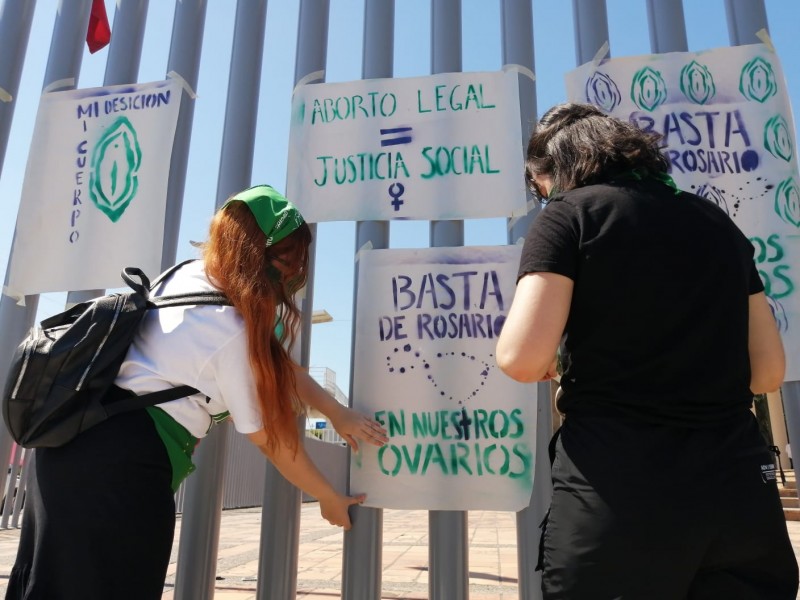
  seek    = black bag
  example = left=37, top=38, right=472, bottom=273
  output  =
left=2, top=260, right=229, bottom=448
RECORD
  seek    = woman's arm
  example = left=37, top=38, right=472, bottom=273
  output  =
left=292, top=364, right=388, bottom=451
left=247, top=428, right=363, bottom=529
left=496, top=272, right=574, bottom=383
left=749, top=292, right=785, bottom=394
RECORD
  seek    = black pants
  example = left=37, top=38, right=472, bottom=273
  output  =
left=540, top=414, right=799, bottom=599
left=6, top=409, right=175, bottom=600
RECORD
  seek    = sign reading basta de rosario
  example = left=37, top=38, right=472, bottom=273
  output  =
left=287, top=70, right=526, bottom=222
left=7, top=79, right=181, bottom=296
left=566, top=43, right=800, bottom=381
left=350, top=245, right=537, bottom=511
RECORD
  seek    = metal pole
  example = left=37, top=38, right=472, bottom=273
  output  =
left=499, top=4, right=550, bottom=599
left=257, top=2, right=330, bottom=598
left=0, top=0, right=37, bottom=180
left=213, top=0, right=267, bottom=206
left=174, top=1, right=267, bottom=598
left=572, top=0, right=610, bottom=66
left=725, top=0, right=798, bottom=497
left=155, top=0, right=223, bottom=600
left=66, top=0, right=150, bottom=307
left=160, top=0, right=207, bottom=271
left=725, top=0, right=769, bottom=47
left=174, top=422, right=231, bottom=600
left=341, top=1, right=393, bottom=598
left=646, top=0, right=688, bottom=53
left=428, top=1, right=468, bottom=599
left=0, top=0, right=92, bottom=520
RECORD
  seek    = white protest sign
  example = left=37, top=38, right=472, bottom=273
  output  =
left=287, top=70, right=526, bottom=222
left=7, top=79, right=181, bottom=295
left=350, top=245, right=537, bottom=511
left=566, top=44, right=800, bottom=381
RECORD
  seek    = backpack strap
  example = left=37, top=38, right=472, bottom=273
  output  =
left=148, top=290, right=230, bottom=309
left=148, top=259, right=197, bottom=290
left=120, top=259, right=199, bottom=298
left=103, top=384, right=201, bottom=417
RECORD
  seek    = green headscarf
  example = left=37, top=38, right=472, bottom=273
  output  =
left=222, top=184, right=305, bottom=247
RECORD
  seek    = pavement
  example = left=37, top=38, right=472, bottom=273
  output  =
left=0, top=502, right=798, bottom=599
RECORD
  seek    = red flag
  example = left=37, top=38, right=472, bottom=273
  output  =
left=86, top=0, right=111, bottom=53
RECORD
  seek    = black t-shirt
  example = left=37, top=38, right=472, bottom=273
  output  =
left=518, top=179, right=763, bottom=427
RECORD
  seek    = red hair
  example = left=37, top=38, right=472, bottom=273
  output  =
left=203, top=201, right=312, bottom=453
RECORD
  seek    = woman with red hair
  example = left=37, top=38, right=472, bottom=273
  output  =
left=8, top=184, right=386, bottom=599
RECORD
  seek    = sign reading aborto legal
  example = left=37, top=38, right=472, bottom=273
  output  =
left=565, top=43, right=800, bottom=381
left=287, top=70, right=526, bottom=222
left=350, top=245, right=537, bottom=511
left=6, top=79, right=181, bottom=296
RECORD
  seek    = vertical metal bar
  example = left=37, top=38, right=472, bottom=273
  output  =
left=0, top=0, right=92, bottom=517
left=428, top=1, right=468, bottom=599
left=213, top=0, right=268, bottom=206
left=646, top=0, right=688, bottom=53
left=341, top=1, right=393, bottom=597
left=174, top=422, right=231, bottom=600
left=0, top=0, right=37, bottom=179
left=160, top=0, right=207, bottom=270
left=154, top=2, right=226, bottom=599
left=725, top=0, right=769, bottom=47
left=500, top=4, right=550, bottom=599
left=725, top=0, right=798, bottom=499
left=257, top=2, right=330, bottom=598
left=572, top=0, right=610, bottom=65
left=0, top=0, right=37, bottom=510
left=67, top=0, right=151, bottom=307
left=103, top=0, right=150, bottom=86
left=175, top=1, right=268, bottom=597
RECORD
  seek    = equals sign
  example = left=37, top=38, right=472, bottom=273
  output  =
left=380, top=126, right=413, bottom=147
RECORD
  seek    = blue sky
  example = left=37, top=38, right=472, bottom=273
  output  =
left=1, top=0, right=799, bottom=391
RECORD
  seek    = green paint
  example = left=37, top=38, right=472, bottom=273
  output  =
left=764, top=115, right=793, bottom=162
left=473, top=409, right=489, bottom=438
left=310, top=92, right=397, bottom=124
left=313, top=151, right=409, bottom=187
left=775, top=177, right=800, bottom=228
left=450, top=442, right=473, bottom=475
left=388, top=410, right=406, bottom=437
left=376, top=441, right=533, bottom=480
left=422, top=442, right=448, bottom=475
left=419, top=145, right=499, bottom=179
left=679, top=60, right=715, bottom=105
left=630, top=67, right=667, bottom=112
left=739, top=56, right=778, bottom=103
left=89, top=116, right=141, bottom=223
left=402, top=444, right=423, bottom=474
left=417, top=83, right=496, bottom=114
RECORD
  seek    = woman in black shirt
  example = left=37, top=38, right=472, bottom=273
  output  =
left=497, top=103, right=797, bottom=599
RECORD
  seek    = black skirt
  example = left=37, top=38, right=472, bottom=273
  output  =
left=6, top=408, right=175, bottom=600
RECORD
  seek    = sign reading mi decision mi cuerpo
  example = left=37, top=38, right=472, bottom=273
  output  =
left=7, top=79, right=180, bottom=296
left=565, top=43, right=800, bottom=380
left=350, top=245, right=537, bottom=511
left=287, top=70, right=526, bottom=222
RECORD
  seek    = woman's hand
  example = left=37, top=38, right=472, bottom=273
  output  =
left=330, top=406, right=388, bottom=452
left=293, top=365, right=388, bottom=451
left=318, top=491, right=366, bottom=530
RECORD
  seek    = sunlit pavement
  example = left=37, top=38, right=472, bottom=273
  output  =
left=0, top=502, right=798, bottom=599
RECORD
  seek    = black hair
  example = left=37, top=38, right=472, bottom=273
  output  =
left=525, top=102, right=668, bottom=197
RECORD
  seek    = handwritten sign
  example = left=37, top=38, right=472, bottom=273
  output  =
left=350, top=245, right=537, bottom=511
left=6, top=79, right=181, bottom=295
left=566, top=43, right=800, bottom=381
left=287, top=71, right=526, bottom=222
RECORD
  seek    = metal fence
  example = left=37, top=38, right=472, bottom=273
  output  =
left=0, top=1, right=796, bottom=599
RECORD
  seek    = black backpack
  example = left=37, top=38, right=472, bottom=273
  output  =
left=2, top=260, right=230, bottom=448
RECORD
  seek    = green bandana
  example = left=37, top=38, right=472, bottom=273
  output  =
left=222, top=185, right=305, bottom=247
